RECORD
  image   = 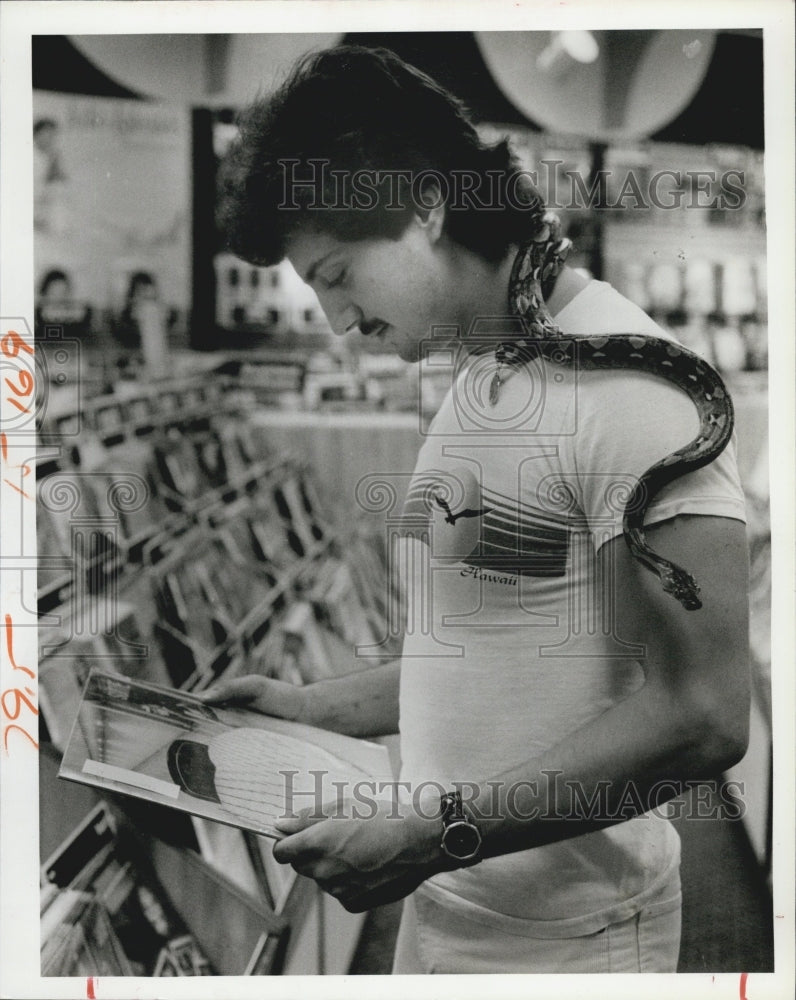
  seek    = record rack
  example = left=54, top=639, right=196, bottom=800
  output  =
left=37, top=372, right=404, bottom=976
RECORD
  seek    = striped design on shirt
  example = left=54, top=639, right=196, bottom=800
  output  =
left=401, top=476, right=575, bottom=578
left=467, top=486, right=572, bottom=578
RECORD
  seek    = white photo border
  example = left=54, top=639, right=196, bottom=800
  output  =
left=1, top=2, right=793, bottom=998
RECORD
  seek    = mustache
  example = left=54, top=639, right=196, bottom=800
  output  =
left=359, top=318, right=387, bottom=336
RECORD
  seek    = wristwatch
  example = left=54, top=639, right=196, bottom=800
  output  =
left=440, top=790, right=482, bottom=866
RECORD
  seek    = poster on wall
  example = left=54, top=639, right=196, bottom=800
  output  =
left=33, top=90, right=190, bottom=322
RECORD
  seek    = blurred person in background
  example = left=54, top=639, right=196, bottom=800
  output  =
left=113, top=271, right=160, bottom=351
left=34, top=117, right=68, bottom=235
left=112, top=270, right=177, bottom=378
left=35, top=268, right=92, bottom=340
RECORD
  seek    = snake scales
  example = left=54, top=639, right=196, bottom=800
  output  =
left=500, top=213, right=735, bottom=611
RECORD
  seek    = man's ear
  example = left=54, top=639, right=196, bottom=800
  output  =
left=414, top=184, right=446, bottom=244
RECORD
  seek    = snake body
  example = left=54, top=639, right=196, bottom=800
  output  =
left=503, top=213, right=735, bottom=611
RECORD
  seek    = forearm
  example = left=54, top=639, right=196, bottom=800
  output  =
left=303, top=659, right=401, bottom=738
left=456, top=518, right=752, bottom=861
left=196, top=659, right=401, bottom=737
left=272, top=674, right=749, bottom=916
left=458, top=676, right=748, bottom=861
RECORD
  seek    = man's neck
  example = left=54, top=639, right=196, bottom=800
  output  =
left=456, top=252, right=590, bottom=342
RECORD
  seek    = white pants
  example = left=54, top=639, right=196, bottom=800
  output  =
left=392, top=869, right=682, bottom=974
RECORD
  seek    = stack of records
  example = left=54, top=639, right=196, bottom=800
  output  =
left=41, top=803, right=215, bottom=977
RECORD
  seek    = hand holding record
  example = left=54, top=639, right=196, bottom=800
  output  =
left=197, top=675, right=307, bottom=723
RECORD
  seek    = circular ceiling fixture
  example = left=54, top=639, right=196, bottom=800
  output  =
left=476, top=30, right=717, bottom=142
left=70, top=33, right=342, bottom=107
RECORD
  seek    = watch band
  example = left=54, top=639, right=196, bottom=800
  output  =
left=441, top=790, right=466, bottom=823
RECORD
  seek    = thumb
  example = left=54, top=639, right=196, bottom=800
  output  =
left=195, top=676, right=266, bottom=704
left=273, top=805, right=328, bottom=836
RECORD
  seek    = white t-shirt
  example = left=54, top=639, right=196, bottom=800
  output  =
left=397, top=280, right=746, bottom=936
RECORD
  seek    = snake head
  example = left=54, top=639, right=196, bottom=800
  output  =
left=661, top=566, right=703, bottom=611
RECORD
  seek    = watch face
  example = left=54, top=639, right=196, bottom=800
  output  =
left=442, top=820, right=481, bottom=860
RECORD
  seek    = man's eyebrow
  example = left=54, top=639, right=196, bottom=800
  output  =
left=304, top=251, right=335, bottom=285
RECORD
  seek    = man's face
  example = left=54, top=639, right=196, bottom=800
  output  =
left=285, top=214, right=458, bottom=363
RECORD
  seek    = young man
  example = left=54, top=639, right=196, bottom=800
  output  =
left=203, top=45, right=750, bottom=973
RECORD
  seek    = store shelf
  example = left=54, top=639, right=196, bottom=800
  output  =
left=604, top=220, right=766, bottom=264
left=37, top=371, right=400, bottom=977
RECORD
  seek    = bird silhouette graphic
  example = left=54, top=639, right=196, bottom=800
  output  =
left=431, top=490, right=493, bottom=526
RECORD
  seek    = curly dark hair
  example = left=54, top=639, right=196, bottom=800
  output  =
left=218, top=45, right=545, bottom=267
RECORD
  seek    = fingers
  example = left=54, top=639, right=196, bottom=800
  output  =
left=273, top=806, right=329, bottom=837
left=320, top=866, right=428, bottom=913
left=273, top=793, right=352, bottom=837
left=272, top=817, right=306, bottom=837
left=272, top=828, right=328, bottom=866
left=337, top=871, right=427, bottom=913
left=195, top=675, right=267, bottom=705
left=272, top=808, right=347, bottom=867
left=270, top=817, right=434, bottom=913
left=273, top=833, right=367, bottom=900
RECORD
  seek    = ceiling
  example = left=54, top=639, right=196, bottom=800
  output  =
left=32, top=31, right=764, bottom=149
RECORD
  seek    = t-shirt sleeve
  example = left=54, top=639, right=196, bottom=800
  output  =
left=566, top=368, right=747, bottom=550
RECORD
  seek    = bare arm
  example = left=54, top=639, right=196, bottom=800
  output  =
left=304, top=659, right=401, bottom=736
left=271, top=515, right=752, bottom=912
left=442, top=514, right=752, bottom=854
left=197, top=658, right=401, bottom=738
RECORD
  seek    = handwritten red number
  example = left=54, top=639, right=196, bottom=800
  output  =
left=1, top=338, right=38, bottom=756
left=1, top=687, right=38, bottom=720
left=3, top=480, right=33, bottom=499
left=3, top=724, right=39, bottom=752
left=2, top=332, right=34, bottom=412
left=4, top=616, right=34, bottom=678
left=0, top=330, right=34, bottom=358
left=4, top=370, right=33, bottom=397
left=0, top=437, right=32, bottom=477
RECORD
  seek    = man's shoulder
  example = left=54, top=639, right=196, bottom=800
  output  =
left=555, top=279, right=672, bottom=342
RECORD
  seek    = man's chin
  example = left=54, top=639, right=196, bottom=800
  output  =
left=395, top=333, right=439, bottom=364
left=399, top=331, right=459, bottom=364
left=396, top=343, right=422, bottom=364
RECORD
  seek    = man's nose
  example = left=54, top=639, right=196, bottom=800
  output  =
left=319, top=296, right=363, bottom=338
